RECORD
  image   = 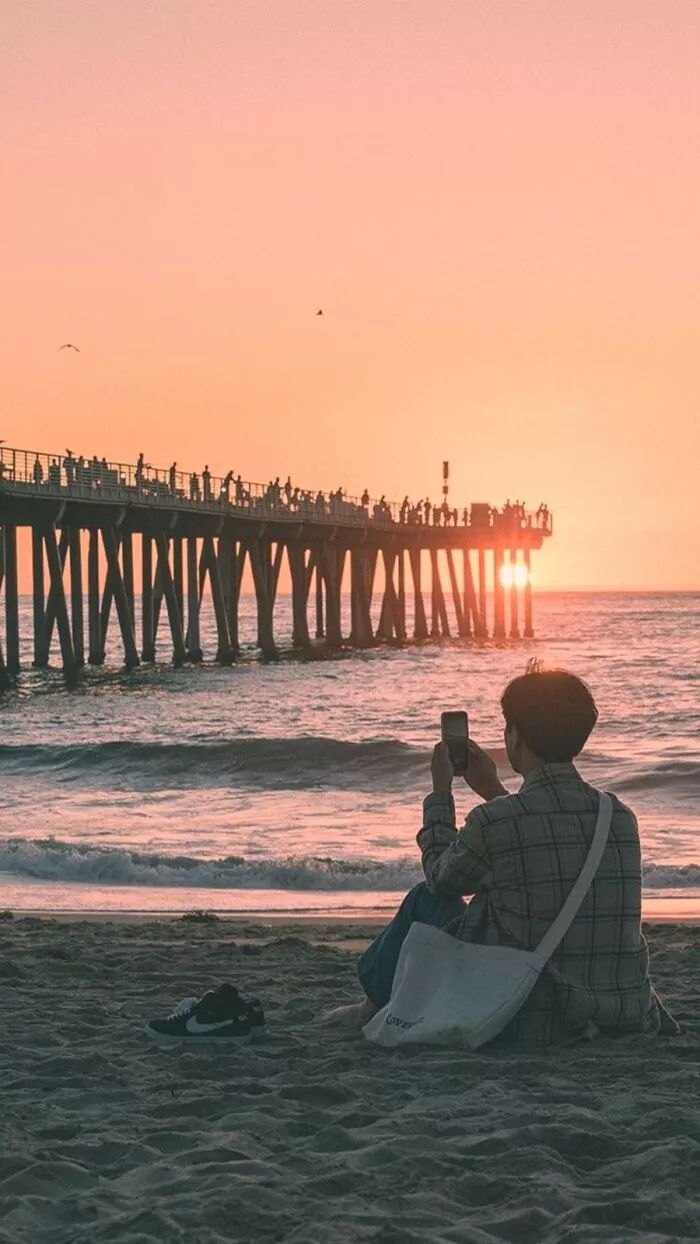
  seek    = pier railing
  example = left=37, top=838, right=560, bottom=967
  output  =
left=0, top=445, right=552, bottom=535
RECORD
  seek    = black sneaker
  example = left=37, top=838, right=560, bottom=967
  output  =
left=211, top=983, right=265, bottom=1033
left=144, top=984, right=253, bottom=1045
left=242, top=996, right=265, bottom=1031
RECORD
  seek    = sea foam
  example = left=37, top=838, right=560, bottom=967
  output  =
left=1, top=837, right=698, bottom=893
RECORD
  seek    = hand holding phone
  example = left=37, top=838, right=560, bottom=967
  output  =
left=440, top=711, right=469, bottom=776
left=463, top=739, right=507, bottom=800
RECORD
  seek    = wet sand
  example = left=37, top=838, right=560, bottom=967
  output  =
left=1, top=915, right=698, bottom=1243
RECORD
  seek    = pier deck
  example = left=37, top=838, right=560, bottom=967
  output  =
left=0, top=445, right=552, bottom=684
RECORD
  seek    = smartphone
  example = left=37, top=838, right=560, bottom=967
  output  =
left=441, top=711, right=469, bottom=775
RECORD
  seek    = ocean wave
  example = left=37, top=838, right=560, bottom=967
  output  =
left=606, top=761, right=700, bottom=795
left=1, top=837, right=698, bottom=893
left=2, top=738, right=698, bottom=796
left=0, top=737, right=429, bottom=792
left=0, top=838, right=423, bottom=891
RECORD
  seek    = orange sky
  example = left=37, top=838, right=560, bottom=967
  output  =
left=3, top=1, right=699, bottom=589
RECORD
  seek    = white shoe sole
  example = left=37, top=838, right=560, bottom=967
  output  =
left=143, top=1024, right=254, bottom=1045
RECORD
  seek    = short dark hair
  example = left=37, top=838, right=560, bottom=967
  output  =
left=500, top=660, right=598, bottom=762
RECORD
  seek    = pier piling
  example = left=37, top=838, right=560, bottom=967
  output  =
left=4, top=523, right=20, bottom=674
left=493, top=548, right=506, bottom=640
left=31, top=528, right=47, bottom=667
left=509, top=550, right=520, bottom=639
left=141, top=534, right=154, bottom=662
left=155, top=532, right=187, bottom=664
left=524, top=549, right=534, bottom=638
left=88, top=529, right=102, bottom=664
left=69, top=529, right=84, bottom=666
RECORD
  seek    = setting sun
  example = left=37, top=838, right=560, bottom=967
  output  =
left=499, top=564, right=530, bottom=590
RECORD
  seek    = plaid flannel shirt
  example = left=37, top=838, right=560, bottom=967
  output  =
left=417, top=761, right=677, bottom=1046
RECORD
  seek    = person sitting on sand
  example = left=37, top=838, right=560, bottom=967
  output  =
left=321, top=662, right=678, bottom=1045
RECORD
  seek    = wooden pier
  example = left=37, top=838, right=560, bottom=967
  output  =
left=0, top=446, right=552, bottom=685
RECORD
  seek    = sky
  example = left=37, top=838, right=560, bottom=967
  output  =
left=2, top=0, right=699, bottom=590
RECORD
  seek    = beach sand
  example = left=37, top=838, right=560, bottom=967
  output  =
left=1, top=916, right=698, bottom=1243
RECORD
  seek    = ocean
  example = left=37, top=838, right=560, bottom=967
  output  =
left=0, top=591, right=698, bottom=916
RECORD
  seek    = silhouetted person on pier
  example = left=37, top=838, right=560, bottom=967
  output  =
left=49, top=459, right=60, bottom=487
left=284, top=476, right=293, bottom=504
left=462, top=507, right=469, bottom=526
left=400, top=495, right=409, bottom=522
left=63, top=453, right=75, bottom=486
left=169, top=462, right=177, bottom=495
left=32, top=457, right=43, bottom=485
left=235, top=475, right=244, bottom=504
left=190, top=472, right=200, bottom=502
left=361, top=488, right=370, bottom=508
left=202, top=465, right=212, bottom=501
left=424, top=499, right=432, bottom=524
left=221, top=470, right=234, bottom=502
left=136, top=453, right=145, bottom=488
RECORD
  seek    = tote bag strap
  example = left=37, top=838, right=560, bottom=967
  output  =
left=534, top=792, right=613, bottom=965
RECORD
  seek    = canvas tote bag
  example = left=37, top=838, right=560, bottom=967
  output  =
left=363, top=792, right=613, bottom=1050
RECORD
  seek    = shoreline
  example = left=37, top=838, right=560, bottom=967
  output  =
left=4, top=902, right=700, bottom=925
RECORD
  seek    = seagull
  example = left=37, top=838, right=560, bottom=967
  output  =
left=316, top=309, right=323, bottom=316
left=59, top=343, right=80, bottom=351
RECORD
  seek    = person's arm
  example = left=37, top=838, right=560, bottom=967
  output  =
left=416, top=740, right=507, bottom=897
left=418, top=800, right=492, bottom=896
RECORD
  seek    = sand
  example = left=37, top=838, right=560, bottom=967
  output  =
left=1, top=916, right=699, bottom=1244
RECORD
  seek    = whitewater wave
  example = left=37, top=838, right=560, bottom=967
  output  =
left=0, top=838, right=423, bottom=891
left=1, top=837, right=698, bottom=893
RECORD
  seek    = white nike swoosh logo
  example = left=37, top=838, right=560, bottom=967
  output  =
left=185, top=1016, right=238, bottom=1034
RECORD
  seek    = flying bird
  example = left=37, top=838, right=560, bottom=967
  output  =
left=59, top=343, right=80, bottom=351
left=316, top=309, right=323, bottom=316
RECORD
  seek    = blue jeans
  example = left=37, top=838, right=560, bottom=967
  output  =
left=357, top=883, right=465, bottom=1008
